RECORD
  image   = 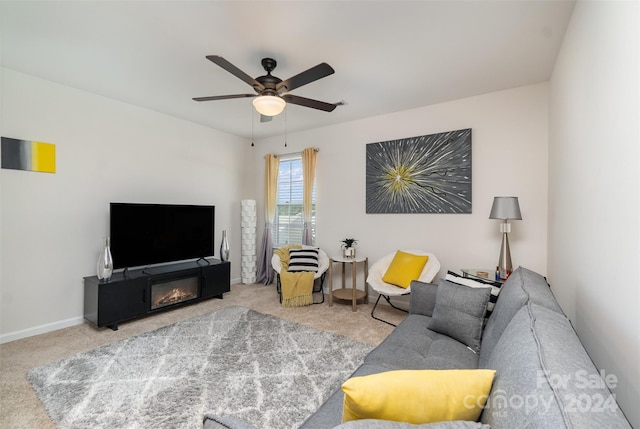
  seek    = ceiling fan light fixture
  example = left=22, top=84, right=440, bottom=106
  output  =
left=253, top=95, right=286, bottom=116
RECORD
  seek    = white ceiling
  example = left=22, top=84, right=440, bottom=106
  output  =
left=0, top=0, right=575, bottom=139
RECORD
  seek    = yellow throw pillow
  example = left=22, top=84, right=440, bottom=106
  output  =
left=382, top=251, right=429, bottom=288
left=342, top=369, right=496, bottom=424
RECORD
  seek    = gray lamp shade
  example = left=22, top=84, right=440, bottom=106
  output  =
left=489, top=196, right=522, bottom=220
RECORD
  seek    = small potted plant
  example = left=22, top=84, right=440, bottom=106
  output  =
left=341, top=238, right=358, bottom=258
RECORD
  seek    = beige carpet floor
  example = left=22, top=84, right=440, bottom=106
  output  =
left=0, top=282, right=405, bottom=428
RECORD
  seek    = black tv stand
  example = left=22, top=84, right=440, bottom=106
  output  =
left=83, top=259, right=230, bottom=330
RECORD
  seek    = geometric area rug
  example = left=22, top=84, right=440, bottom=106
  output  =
left=28, top=306, right=373, bottom=429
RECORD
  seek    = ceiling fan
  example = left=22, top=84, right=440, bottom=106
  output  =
left=193, top=56, right=338, bottom=120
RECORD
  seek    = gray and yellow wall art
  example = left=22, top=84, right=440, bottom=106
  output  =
left=1, top=137, right=56, bottom=173
left=366, top=129, right=471, bottom=214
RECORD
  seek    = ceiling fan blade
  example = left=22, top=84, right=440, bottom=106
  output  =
left=260, top=115, right=273, bottom=123
left=206, top=55, right=265, bottom=91
left=282, top=94, right=337, bottom=112
left=277, top=63, right=335, bottom=93
left=193, top=94, right=256, bottom=102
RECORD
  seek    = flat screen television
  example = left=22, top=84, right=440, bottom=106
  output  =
left=110, top=203, right=215, bottom=269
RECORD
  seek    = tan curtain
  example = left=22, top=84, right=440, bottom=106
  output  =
left=256, top=154, right=280, bottom=284
left=301, top=147, right=317, bottom=245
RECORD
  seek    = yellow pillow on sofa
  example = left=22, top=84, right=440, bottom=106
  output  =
left=381, top=251, right=429, bottom=288
left=341, top=369, right=496, bottom=424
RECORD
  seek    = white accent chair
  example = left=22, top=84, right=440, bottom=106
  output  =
left=367, top=250, right=441, bottom=326
left=271, top=246, right=330, bottom=304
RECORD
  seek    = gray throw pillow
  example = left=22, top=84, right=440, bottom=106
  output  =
left=445, top=270, right=503, bottom=320
left=428, top=280, right=491, bottom=353
left=409, top=280, right=439, bottom=317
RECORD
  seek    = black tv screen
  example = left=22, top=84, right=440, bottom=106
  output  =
left=110, top=203, right=215, bottom=269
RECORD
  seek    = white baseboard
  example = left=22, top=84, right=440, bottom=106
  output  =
left=2, top=279, right=243, bottom=344
left=0, top=316, right=85, bottom=344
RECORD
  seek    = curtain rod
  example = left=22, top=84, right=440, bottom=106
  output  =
left=264, top=147, right=319, bottom=159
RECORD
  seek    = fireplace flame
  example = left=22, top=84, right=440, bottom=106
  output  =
left=154, top=287, right=197, bottom=308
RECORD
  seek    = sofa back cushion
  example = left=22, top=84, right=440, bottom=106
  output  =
left=479, top=267, right=564, bottom=367
left=481, top=304, right=630, bottom=429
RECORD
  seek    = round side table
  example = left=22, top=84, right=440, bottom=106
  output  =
left=329, top=255, right=368, bottom=311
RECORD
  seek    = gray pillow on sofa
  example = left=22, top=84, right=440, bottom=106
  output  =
left=409, top=280, right=439, bottom=317
left=444, top=270, right=503, bottom=320
left=428, top=280, right=491, bottom=353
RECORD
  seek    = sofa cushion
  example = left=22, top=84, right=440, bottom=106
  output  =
left=364, top=314, right=479, bottom=370
left=481, top=304, right=631, bottom=429
left=429, top=280, right=491, bottom=353
left=479, top=266, right=565, bottom=368
left=341, top=369, right=496, bottom=424
left=335, top=421, right=490, bottom=429
left=382, top=251, right=429, bottom=288
left=419, top=339, right=481, bottom=370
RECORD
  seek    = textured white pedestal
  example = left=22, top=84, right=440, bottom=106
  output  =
left=241, top=200, right=257, bottom=284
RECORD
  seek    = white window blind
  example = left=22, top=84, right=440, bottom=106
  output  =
left=272, top=155, right=316, bottom=247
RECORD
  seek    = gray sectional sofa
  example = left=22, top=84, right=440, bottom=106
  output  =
left=204, top=267, right=631, bottom=429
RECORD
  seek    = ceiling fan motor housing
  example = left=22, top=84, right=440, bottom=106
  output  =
left=256, top=58, right=282, bottom=95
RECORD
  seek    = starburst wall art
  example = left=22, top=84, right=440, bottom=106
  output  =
left=366, top=129, right=471, bottom=214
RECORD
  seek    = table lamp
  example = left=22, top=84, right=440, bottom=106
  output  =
left=489, top=196, right=522, bottom=279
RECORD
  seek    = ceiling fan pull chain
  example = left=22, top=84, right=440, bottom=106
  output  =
left=251, top=105, right=255, bottom=147
left=284, top=109, right=288, bottom=147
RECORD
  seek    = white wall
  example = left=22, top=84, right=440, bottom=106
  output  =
left=548, top=1, right=639, bottom=427
left=0, top=72, right=549, bottom=339
left=253, top=83, right=549, bottom=297
left=0, top=69, right=253, bottom=341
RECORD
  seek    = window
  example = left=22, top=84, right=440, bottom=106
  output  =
left=272, top=155, right=316, bottom=246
